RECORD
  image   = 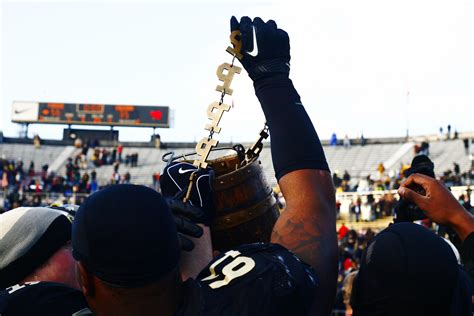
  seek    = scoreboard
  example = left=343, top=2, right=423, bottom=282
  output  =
left=11, top=102, right=170, bottom=128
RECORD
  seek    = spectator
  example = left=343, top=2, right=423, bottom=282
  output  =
left=82, top=141, right=90, bottom=156
left=344, top=135, right=351, bottom=149
left=130, top=152, right=139, bottom=167
left=377, top=163, right=385, bottom=177
left=90, top=179, right=98, bottom=194
left=91, top=149, right=99, bottom=167
left=343, top=170, right=351, bottom=182
left=33, top=134, right=41, bottom=149
left=81, top=172, right=90, bottom=191
left=111, top=148, right=117, bottom=163
left=420, top=141, right=429, bottom=156
left=123, top=171, right=131, bottom=184
left=28, top=161, right=35, bottom=177
left=338, top=223, right=349, bottom=241
left=398, top=173, right=474, bottom=277
left=74, top=138, right=82, bottom=148
left=65, top=158, right=74, bottom=181
left=447, top=124, right=451, bottom=140
left=333, top=172, right=342, bottom=188
left=330, top=132, right=338, bottom=146
left=350, top=173, right=474, bottom=315
left=342, top=271, right=358, bottom=316
left=351, top=222, right=471, bottom=315
left=113, top=161, right=120, bottom=173
left=110, top=172, right=121, bottom=185
left=454, top=162, right=461, bottom=176
left=464, top=138, right=470, bottom=155
left=117, top=144, right=123, bottom=162
left=152, top=172, right=161, bottom=191
left=413, top=143, right=421, bottom=155
left=154, top=134, right=161, bottom=148
left=350, top=198, right=362, bottom=222
left=91, top=169, right=97, bottom=182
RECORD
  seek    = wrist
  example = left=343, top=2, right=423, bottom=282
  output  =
left=449, top=207, right=474, bottom=241
left=253, top=76, right=301, bottom=123
left=247, top=58, right=290, bottom=82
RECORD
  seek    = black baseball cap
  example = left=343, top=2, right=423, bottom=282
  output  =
left=351, top=223, right=472, bottom=315
left=72, top=184, right=180, bottom=287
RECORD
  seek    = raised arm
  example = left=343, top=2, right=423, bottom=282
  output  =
left=230, top=16, right=337, bottom=315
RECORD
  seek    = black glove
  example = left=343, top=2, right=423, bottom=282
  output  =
left=230, top=16, right=290, bottom=81
left=160, top=161, right=215, bottom=224
left=166, top=198, right=205, bottom=252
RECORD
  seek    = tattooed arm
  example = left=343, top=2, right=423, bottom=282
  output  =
left=272, top=170, right=337, bottom=316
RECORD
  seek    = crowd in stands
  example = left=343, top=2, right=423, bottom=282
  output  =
left=0, top=157, right=61, bottom=211
left=75, top=141, right=140, bottom=169
left=333, top=160, right=473, bottom=194
left=335, top=193, right=398, bottom=223
left=333, top=226, right=377, bottom=313
left=0, top=148, right=135, bottom=212
left=2, top=152, right=471, bottom=217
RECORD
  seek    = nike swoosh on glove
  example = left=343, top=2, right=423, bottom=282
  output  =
left=230, top=16, right=291, bottom=81
left=160, top=161, right=215, bottom=221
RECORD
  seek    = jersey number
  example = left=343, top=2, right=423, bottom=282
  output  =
left=201, top=250, right=255, bottom=289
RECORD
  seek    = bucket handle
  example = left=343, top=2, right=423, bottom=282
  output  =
left=162, top=144, right=246, bottom=164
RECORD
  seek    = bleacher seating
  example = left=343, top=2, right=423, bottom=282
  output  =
left=0, top=144, right=65, bottom=172
left=324, top=143, right=402, bottom=177
left=395, top=140, right=471, bottom=175
left=1, top=139, right=471, bottom=189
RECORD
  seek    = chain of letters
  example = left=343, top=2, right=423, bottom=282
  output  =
left=192, top=31, right=243, bottom=169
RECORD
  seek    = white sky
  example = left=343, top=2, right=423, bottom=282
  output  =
left=1, top=0, right=473, bottom=142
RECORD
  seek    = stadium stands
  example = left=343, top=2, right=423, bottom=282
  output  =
left=1, top=138, right=471, bottom=189
left=0, top=144, right=65, bottom=172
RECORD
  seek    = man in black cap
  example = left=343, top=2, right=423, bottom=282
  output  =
left=72, top=16, right=337, bottom=316
left=349, top=174, right=474, bottom=315
left=0, top=206, right=91, bottom=315
left=399, top=173, right=474, bottom=283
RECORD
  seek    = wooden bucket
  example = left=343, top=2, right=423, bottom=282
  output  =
left=207, top=154, right=280, bottom=251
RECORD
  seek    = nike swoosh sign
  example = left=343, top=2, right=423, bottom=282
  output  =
left=247, top=26, right=259, bottom=57
left=14, top=108, right=30, bottom=114
left=178, top=167, right=195, bottom=174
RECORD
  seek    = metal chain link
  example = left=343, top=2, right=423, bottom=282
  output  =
left=242, top=122, right=269, bottom=165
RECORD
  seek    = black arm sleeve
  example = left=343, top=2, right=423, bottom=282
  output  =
left=254, top=76, right=329, bottom=180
